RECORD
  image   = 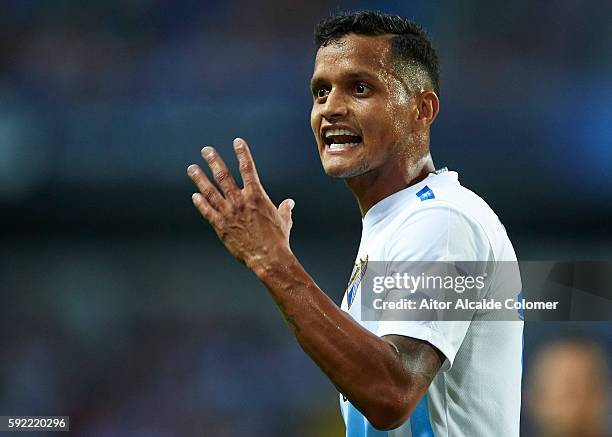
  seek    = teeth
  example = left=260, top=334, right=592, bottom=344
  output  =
left=329, top=143, right=359, bottom=150
left=324, top=128, right=359, bottom=138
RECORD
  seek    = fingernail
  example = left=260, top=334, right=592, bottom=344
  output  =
left=192, top=193, right=201, bottom=204
left=288, top=199, right=295, bottom=209
left=233, top=138, right=243, bottom=149
left=202, top=146, right=214, bottom=158
left=187, top=165, right=198, bottom=176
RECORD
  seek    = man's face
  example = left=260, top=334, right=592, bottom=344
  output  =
left=310, top=34, right=415, bottom=178
left=529, top=345, right=609, bottom=436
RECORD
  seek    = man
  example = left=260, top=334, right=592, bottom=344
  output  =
left=528, top=338, right=610, bottom=437
left=187, top=11, right=523, bottom=436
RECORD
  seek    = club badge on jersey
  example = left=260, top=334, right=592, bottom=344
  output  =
left=346, top=255, right=368, bottom=309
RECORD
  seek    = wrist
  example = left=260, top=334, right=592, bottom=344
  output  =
left=248, top=244, right=295, bottom=279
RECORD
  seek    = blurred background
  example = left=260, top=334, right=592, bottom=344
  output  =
left=1, top=0, right=610, bottom=436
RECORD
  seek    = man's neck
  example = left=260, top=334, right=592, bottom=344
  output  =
left=346, top=154, right=435, bottom=217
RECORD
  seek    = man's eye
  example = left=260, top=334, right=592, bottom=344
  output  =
left=316, top=88, right=329, bottom=98
left=355, top=83, right=369, bottom=94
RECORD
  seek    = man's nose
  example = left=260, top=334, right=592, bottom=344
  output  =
left=320, top=89, right=348, bottom=120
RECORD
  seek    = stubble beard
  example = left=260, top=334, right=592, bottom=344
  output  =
left=324, top=157, right=370, bottom=179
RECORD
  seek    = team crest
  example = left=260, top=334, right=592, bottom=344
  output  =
left=346, top=255, right=368, bottom=309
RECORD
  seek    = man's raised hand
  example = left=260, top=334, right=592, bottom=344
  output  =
left=187, top=138, right=294, bottom=270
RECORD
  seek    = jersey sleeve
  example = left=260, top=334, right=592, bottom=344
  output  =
left=375, top=201, right=493, bottom=371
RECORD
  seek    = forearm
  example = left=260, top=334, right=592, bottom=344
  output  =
left=187, top=141, right=426, bottom=428
left=251, top=247, right=415, bottom=428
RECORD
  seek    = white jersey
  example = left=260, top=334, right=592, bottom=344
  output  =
left=339, top=169, right=523, bottom=437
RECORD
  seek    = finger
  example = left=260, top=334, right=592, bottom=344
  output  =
left=192, top=192, right=221, bottom=224
left=233, top=138, right=261, bottom=188
left=278, top=198, right=295, bottom=228
left=187, top=164, right=225, bottom=210
left=201, top=146, right=240, bottom=201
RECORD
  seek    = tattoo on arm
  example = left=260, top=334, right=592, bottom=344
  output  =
left=382, top=334, right=446, bottom=393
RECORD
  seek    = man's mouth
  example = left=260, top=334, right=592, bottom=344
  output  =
left=323, top=128, right=363, bottom=151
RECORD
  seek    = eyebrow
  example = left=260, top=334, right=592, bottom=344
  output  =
left=310, top=70, right=378, bottom=91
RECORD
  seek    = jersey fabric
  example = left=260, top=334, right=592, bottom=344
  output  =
left=339, top=168, right=523, bottom=437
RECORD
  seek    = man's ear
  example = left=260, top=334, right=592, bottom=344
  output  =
left=415, top=90, right=439, bottom=128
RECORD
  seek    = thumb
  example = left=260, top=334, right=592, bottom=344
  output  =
left=278, top=198, right=295, bottom=225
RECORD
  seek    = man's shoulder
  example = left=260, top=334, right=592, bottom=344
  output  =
left=385, top=170, right=516, bottom=261
left=408, top=171, right=506, bottom=236
left=418, top=170, right=495, bottom=214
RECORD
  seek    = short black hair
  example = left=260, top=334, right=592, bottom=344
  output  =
left=314, top=11, right=440, bottom=96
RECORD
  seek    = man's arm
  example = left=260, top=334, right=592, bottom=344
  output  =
left=187, top=138, right=445, bottom=430
left=254, top=251, right=444, bottom=430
